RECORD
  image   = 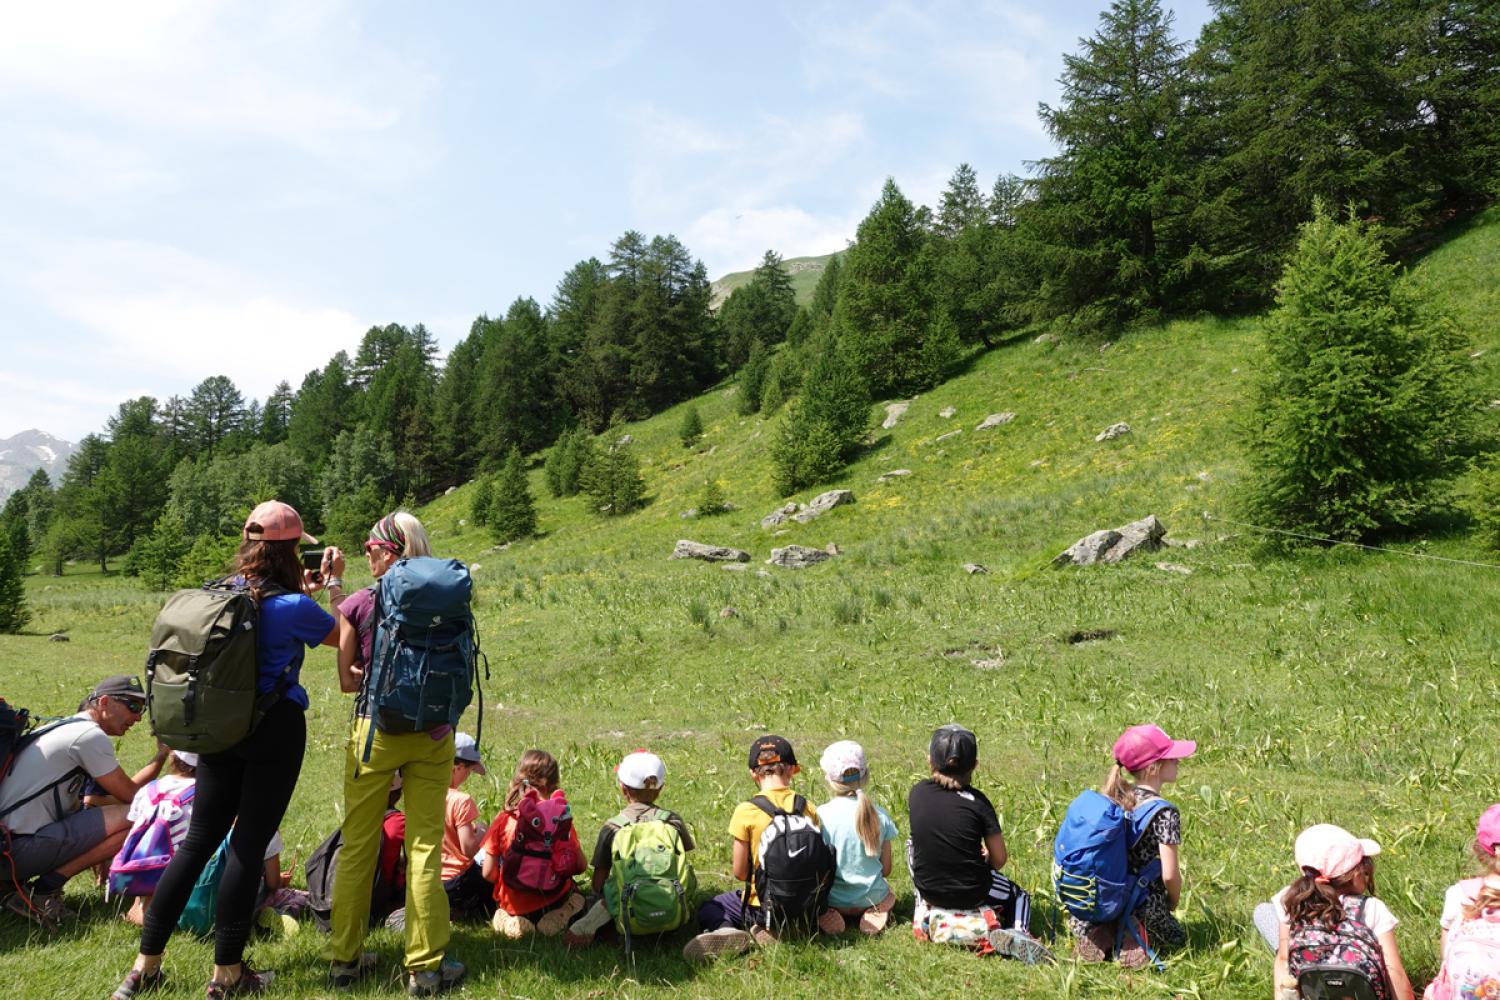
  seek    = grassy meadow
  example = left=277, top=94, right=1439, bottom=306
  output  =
left=2, top=209, right=1499, bottom=998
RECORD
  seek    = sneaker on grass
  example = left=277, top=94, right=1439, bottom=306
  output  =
left=682, top=927, right=754, bottom=962
left=330, top=951, right=378, bottom=988
left=4, top=889, right=68, bottom=928
left=205, top=961, right=274, bottom=997
left=407, top=958, right=466, bottom=997
left=987, top=927, right=1055, bottom=965
left=110, top=967, right=165, bottom=1000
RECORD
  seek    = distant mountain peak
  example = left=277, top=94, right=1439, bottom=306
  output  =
left=0, top=429, right=77, bottom=501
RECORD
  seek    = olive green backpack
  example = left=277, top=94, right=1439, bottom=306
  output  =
left=145, top=580, right=287, bottom=754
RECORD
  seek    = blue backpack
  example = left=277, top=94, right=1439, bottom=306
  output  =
left=178, top=834, right=230, bottom=935
left=360, top=558, right=485, bottom=761
left=1053, top=789, right=1170, bottom=966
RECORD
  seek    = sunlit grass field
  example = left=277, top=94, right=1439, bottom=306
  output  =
left=2, top=209, right=1498, bottom=998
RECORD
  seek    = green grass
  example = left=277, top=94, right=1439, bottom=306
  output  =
left=4, top=211, right=1500, bottom=998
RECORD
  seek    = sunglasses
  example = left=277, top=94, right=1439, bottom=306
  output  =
left=363, top=539, right=400, bottom=556
left=116, top=698, right=146, bottom=715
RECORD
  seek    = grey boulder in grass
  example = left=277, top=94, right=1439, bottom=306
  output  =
left=1054, top=515, right=1167, bottom=566
left=671, top=540, right=750, bottom=563
left=767, top=545, right=836, bottom=569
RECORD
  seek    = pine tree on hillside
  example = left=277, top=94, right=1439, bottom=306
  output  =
left=678, top=404, right=703, bottom=448
left=1244, top=206, right=1472, bottom=542
left=1, top=492, right=31, bottom=574
left=835, top=179, right=952, bottom=395
left=1029, top=0, right=1190, bottom=331
left=698, top=478, right=729, bottom=516
left=470, top=476, right=494, bottom=527
left=476, top=298, right=565, bottom=463
left=543, top=426, right=593, bottom=498
left=737, top=339, right=770, bottom=416
left=0, top=532, right=31, bottom=633
left=131, top=509, right=190, bottom=591
left=770, top=335, right=871, bottom=495
left=491, top=446, right=537, bottom=542
left=581, top=443, right=646, bottom=517
left=936, top=163, right=987, bottom=239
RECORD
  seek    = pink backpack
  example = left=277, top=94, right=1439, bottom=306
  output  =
left=500, top=788, right=580, bottom=895
left=107, top=781, right=194, bottom=898
left=1424, top=879, right=1500, bottom=1000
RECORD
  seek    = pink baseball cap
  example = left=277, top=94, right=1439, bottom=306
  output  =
left=1295, top=824, right=1381, bottom=881
left=1113, top=724, right=1196, bottom=772
left=243, top=500, right=318, bottom=545
left=820, top=740, right=868, bottom=784
left=1476, top=804, right=1500, bottom=856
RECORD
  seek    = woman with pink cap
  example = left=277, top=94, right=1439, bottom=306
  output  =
left=1261, top=824, right=1412, bottom=1000
left=113, top=500, right=344, bottom=999
left=1069, top=723, right=1196, bottom=964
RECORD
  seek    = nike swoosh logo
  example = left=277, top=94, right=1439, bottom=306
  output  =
left=788, top=847, right=806, bottom=857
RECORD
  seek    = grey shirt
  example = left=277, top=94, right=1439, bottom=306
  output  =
left=0, top=714, right=119, bottom=835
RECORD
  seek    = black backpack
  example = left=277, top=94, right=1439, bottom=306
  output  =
left=0, top=700, right=88, bottom=829
left=304, top=818, right=404, bottom=933
left=745, top=794, right=836, bottom=929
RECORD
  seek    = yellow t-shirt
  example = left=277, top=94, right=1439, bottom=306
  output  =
left=728, top=786, right=820, bottom=907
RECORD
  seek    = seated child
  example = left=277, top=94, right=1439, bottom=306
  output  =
left=478, top=749, right=586, bottom=938
left=441, top=733, right=492, bottom=921
left=565, top=750, right=696, bottom=948
left=1066, top=723, right=1194, bottom=965
left=683, top=735, right=829, bottom=962
left=908, top=724, right=1050, bottom=964
left=1264, top=824, right=1413, bottom=1000
left=114, top=750, right=199, bottom=926
left=1422, top=804, right=1500, bottom=1000
left=815, top=741, right=898, bottom=935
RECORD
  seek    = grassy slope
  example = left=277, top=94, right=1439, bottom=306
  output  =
left=708, top=253, right=837, bottom=309
left=2, top=209, right=1498, bottom=998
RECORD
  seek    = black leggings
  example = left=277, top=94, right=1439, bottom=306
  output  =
left=141, top=699, right=306, bottom=965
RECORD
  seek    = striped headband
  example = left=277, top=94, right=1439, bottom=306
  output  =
left=369, top=513, right=407, bottom=553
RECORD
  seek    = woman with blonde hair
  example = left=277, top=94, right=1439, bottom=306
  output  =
left=323, top=511, right=465, bottom=997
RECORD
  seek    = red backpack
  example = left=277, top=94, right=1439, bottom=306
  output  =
left=500, top=789, right=580, bottom=895
left=1288, top=895, right=1390, bottom=1000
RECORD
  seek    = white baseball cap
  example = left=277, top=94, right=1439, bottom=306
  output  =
left=617, top=750, right=666, bottom=790
left=454, top=733, right=486, bottom=775
left=172, top=750, right=199, bottom=768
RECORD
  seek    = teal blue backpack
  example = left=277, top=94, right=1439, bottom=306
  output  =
left=178, top=835, right=230, bottom=935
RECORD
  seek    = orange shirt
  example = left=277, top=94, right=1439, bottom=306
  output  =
left=442, top=789, right=478, bottom=881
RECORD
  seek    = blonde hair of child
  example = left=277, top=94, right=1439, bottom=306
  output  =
left=1102, top=763, right=1138, bottom=811
left=826, top=774, right=882, bottom=858
left=1464, top=841, right=1500, bottom=919
left=503, top=749, right=560, bottom=811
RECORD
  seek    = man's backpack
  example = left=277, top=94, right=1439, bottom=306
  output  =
left=501, top=788, right=580, bottom=896
left=1287, top=895, right=1391, bottom=1000
left=746, top=794, right=835, bottom=929
left=604, top=808, right=696, bottom=950
left=178, top=834, right=231, bottom=935
left=107, top=781, right=194, bottom=899
left=360, top=558, right=483, bottom=760
left=1422, top=881, right=1500, bottom=1000
left=1053, top=789, right=1170, bottom=965
left=145, top=580, right=289, bottom=754
left=0, top=701, right=89, bottom=837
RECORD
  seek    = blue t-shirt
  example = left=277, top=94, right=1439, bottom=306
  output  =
left=256, top=593, right=334, bottom=710
left=819, top=794, right=899, bottom=909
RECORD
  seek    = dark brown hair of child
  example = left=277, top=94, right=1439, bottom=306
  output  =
left=752, top=762, right=793, bottom=782
left=624, top=775, right=662, bottom=804
left=930, top=767, right=973, bottom=791
left=1284, top=858, right=1376, bottom=928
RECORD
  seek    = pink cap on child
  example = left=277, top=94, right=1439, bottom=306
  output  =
left=1294, top=824, right=1381, bottom=882
left=1112, top=724, right=1196, bottom=772
left=1476, top=804, right=1500, bottom=856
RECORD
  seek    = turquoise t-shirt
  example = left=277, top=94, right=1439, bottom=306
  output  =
left=819, top=794, right=899, bottom=909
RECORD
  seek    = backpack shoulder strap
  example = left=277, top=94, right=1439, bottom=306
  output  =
left=0, top=718, right=92, bottom=822
left=750, top=795, right=782, bottom=819
left=791, top=794, right=807, bottom=819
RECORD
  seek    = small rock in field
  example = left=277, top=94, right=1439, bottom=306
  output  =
left=470, top=563, right=481, bottom=573
left=768, top=545, right=834, bottom=569
left=1029, top=459, right=1044, bottom=467
left=976, top=412, right=1016, bottom=431
left=1095, top=422, right=1132, bottom=442
left=882, top=401, right=910, bottom=429
left=939, top=406, right=957, bottom=419
left=458, top=518, right=467, bottom=527
left=756, top=569, right=772, bottom=578
left=444, top=486, right=456, bottom=496
left=877, top=469, right=912, bottom=482
left=791, top=489, right=855, bottom=523
left=49, top=633, right=69, bottom=643
left=961, top=563, right=989, bottom=575
left=1164, top=538, right=1201, bottom=549
left=934, top=429, right=963, bottom=443
left=1099, top=341, right=1113, bottom=353
left=1489, top=400, right=1500, bottom=410
left=672, top=540, right=750, bottom=563
left=1196, top=471, right=1212, bottom=481
left=616, top=434, right=633, bottom=445
left=760, top=502, right=799, bottom=528
left=971, top=656, right=1005, bottom=670
left=1155, top=562, right=1193, bottom=575
left=824, top=542, right=841, bottom=555
left=1034, top=333, right=1058, bottom=345
left=719, top=607, right=738, bottom=619
left=679, top=509, right=698, bottom=519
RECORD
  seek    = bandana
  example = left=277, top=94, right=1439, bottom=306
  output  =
left=368, top=513, right=406, bottom=554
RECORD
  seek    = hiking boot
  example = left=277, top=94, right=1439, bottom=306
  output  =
left=988, top=927, right=1055, bottom=965
left=749, top=923, right=778, bottom=947
left=682, top=927, right=754, bottom=962
left=4, top=889, right=67, bottom=928
left=205, top=962, right=275, bottom=997
left=406, top=958, right=465, bottom=997
left=817, top=908, right=846, bottom=935
left=110, top=968, right=165, bottom=1000
left=330, top=952, right=378, bottom=989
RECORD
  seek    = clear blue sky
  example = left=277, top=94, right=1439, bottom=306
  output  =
left=0, top=0, right=1213, bottom=441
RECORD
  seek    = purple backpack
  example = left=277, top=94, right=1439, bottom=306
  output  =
left=107, top=781, right=194, bottom=898
left=1288, top=895, right=1390, bottom=1000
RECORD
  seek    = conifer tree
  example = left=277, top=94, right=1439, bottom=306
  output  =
left=737, top=339, right=770, bottom=416
left=543, top=427, right=592, bottom=498
left=678, top=405, right=703, bottom=448
left=581, top=443, right=645, bottom=517
left=131, top=509, right=190, bottom=591
left=490, top=446, right=537, bottom=542
left=1244, top=206, right=1472, bottom=542
left=470, top=476, right=494, bottom=527
left=698, top=478, right=729, bottom=516
left=770, top=336, right=870, bottom=495
left=0, top=532, right=30, bottom=633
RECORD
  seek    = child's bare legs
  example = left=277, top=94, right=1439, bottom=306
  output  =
left=124, top=897, right=147, bottom=927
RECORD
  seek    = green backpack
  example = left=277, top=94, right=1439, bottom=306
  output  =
left=604, top=808, right=696, bottom=951
left=145, top=580, right=286, bottom=754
